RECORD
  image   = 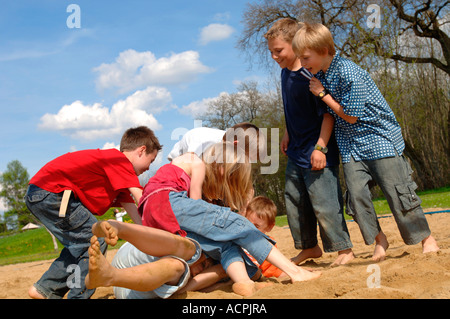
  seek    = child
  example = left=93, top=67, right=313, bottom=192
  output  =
left=139, top=142, right=321, bottom=296
left=113, top=209, right=127, bottom=222
left=167, top=122, right=266, bottom=163
left=243, top=196, right=286, bottom=279
left=291, top=22, right=439, bottom=261
left=85, top=220, right=202, bottom=299
left=25, top=126, right=161, bottom=299
left=264, top=18, right=354, bottom=266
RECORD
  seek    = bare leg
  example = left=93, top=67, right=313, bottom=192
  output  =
left=266, top=246, right=321, bottom=282
left=227, top=262, right=272, bottom=297
left=291, top=245, right=323, bottom=265
left=92, top=220, right=196, bottom=261
left=85, top=236, right=185, bottom=291
left=422, top=235, right=439, bottom=253
left=372, top=231, right=389, bottom=262
left=331, top=248, right=355, bottom=267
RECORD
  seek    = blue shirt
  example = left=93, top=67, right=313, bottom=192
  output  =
left=281, top=67, right=340, bottom=168
left=316, top=54, right=405, bottom=163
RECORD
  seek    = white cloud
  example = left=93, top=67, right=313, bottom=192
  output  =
left=102, top=142, right=119, bottom=150
left=179, top=97, right=215, bottom=118
left=179, top=92, right=229, bottom=118
left=199, top=23, right=234, bottom=45
left=38, top=86, right=172, bottom=141
left=94, top=49, right=212, bottom=94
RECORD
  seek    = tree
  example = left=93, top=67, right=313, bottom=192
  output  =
left=200, top=81, right=266, bottom=129
left=0, top=160, right=32, bottom=229
left=238, top=0, right=449, bottom=73
left=0, top=160, right=59, bottom=249
left=384, top=0, right=449, bottom=75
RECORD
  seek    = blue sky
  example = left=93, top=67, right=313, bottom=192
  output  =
left=0, top=0, right=270, bottom=211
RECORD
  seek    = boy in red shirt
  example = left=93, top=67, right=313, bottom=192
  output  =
left=25, top=126, right=161, bottom=299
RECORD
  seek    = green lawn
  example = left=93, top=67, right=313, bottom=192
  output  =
left=275, top=186, right=450, bottom=227
left=0, top=187, right=448, bottom=266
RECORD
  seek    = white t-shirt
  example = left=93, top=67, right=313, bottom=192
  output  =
left=167, top=127, right=225, bottom=161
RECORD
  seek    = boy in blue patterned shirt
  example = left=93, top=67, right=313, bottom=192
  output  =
left=265, top=18, right=354, bottom=267
left=292, top=22, right=439, bottom=261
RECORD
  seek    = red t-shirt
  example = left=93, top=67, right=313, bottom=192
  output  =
left=29, top=149, right=141, bottom=215
left=138, top=164, right=190, bottom=236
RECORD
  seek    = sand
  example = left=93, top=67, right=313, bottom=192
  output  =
left=0, top=209, right=449, bottom=300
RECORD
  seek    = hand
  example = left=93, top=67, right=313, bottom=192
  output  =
left=309, top=78, right=325, bottom=96
left=310, top=150, right=326, bottom=170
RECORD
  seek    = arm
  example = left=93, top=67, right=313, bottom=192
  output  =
left=121, top=202, right=142, bottom=225
left=122, top=187, right=143, bottom=224
left=309, top=78, right=358, bottom=124
left=179, top=263, right=227, bottom=293
left=172, top=153, right=205, bottom=200
left=310, top=113, right=334, bottom=170
left=188, top=156, right=206, bottom=200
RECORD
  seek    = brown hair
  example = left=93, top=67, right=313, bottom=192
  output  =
left=120, top=126, right=162, bottom=154
left=292, top=22, right=336, bottom=56
left=264, top=18, right=304, bottom=43
left=245, top=196, right=277, bottom=226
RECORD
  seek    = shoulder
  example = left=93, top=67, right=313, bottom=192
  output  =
left=100, top=148, right=130, bottom=163
left=172, top=152, right=204, bottom=170
left=336, top=56, right=367, bottom=81
left=171, top=153, right=205, bottom=180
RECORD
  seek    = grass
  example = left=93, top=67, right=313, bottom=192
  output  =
left=0, top=187, right=448, bottom=266
left=274, top=186, right=450, bottom=227
left=0, top=208, right=127, bottom=266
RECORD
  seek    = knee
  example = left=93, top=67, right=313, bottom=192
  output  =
left=174, top=237, right=197, bottom=261
left=165, top=257, right=186, bottom=277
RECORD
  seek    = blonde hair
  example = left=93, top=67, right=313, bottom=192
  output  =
left=202, top=142, right=253, bottom=212
left=264, top=18, right=304, bottom=43
left=292, top=22, right=336, bottom=56
left=222, top=122, right=267, bottom=162
left=246, top=196, right=277, bottom=226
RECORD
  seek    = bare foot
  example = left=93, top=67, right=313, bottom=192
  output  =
left=289, top=266, right=321, bottom=283
left=422, top=235, right=439, bottom=253
left=85, top=236, right=115, bottom=289
left=372, top=231, right=389, bottom=262
left=28, top=285, right=45, bottom=299
left=291, top=245, right=323, bottom=265
left=91, top=221, right=119, bottom=246
left=231, top=280, right=272, bottom=297
left=331, top=248, right=355, bottom=267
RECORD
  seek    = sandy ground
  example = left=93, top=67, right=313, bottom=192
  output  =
left=0, top=208, right=449, bottom=300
